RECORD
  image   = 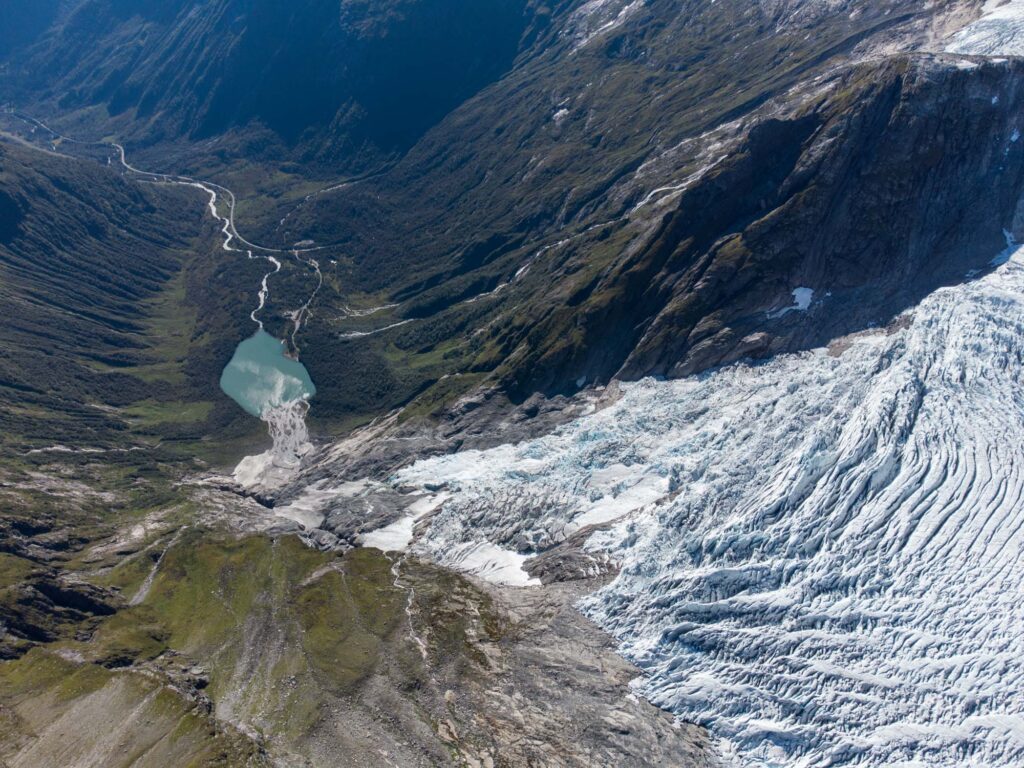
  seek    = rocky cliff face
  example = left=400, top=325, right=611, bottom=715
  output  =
left=512, top=55, right=1024, bottom=391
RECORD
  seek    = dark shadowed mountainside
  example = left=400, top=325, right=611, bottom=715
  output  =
left=0, top=0, right=542, bottom=171
left=0, top=140, right=261, bottom=454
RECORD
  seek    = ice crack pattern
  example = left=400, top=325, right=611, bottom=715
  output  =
left=398, top=251, right=1024, bottom=766
left=947, top=0, right=1024, bottom=57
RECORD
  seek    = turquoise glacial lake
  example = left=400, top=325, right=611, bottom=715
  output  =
left=219, top=330, right=316, bottom=417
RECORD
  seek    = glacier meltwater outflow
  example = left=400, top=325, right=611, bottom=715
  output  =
left=220, top=331, right=317, bottom=491
left=389, top=247, right=1024, bottom=766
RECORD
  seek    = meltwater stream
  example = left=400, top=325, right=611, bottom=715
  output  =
left=4, top=110, right=324, bottom=490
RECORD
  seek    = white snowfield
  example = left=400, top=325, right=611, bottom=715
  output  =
left=948, top=0, right=1024, bottom=57
left=398, top=249, right=1024, bottom=765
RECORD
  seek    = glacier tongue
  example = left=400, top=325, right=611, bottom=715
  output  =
left=397, top=250, right=1024, bottom=766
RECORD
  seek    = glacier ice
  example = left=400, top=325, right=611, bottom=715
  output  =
left=947, top=0, right=1024, bottom=57
left=395, top=248, right=1024, bottom=766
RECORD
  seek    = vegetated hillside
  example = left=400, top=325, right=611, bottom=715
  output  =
left=495, top=55, right=1024, bottom=393
left=0, top=0, right=543, bottom=172
left=0, top=140, right=258, bottom=454
left=288, top=0, right=934, bottom=282
left=0, top=0, right=1005, bottom=434
left=278, top=1, right=1022, bottom=423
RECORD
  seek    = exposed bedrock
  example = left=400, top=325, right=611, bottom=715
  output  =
left=508, top=55, right=1024, bottom=395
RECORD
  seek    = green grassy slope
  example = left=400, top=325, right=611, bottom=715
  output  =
left=0, top=0, right=957, bottom=432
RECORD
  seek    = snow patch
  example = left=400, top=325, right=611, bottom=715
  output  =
left=360, top=515, right=418, bottom=552
left=272, top=479, right=373, bottom=530
left=358, top=492, right=449, bottom=553
left=767, top=286, right=815, bottom=318
left=443, top=541, right=540, bottom=587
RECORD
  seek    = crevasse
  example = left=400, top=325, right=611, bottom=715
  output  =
left=398, top=248, right=1024, bottom=766
left=947, top=0, right=1024, bottom=57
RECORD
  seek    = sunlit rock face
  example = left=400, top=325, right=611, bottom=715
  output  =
left=395, top=245, right=1024, bottom=766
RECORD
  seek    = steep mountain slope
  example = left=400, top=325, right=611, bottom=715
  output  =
left=0, top=0, right=540, bottom=171
left=1, top=0, right=1005, bottom=430
left=470, top=55, right=1024, bottom=393
left=220, top=0, right=1024, bottom=419
left=281, top=1, right=1024, bottom=425
left=0, top=139, right=261, bottom=454
left=273, top=51, right=1024, bottom=429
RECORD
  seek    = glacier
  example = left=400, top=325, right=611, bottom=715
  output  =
left=947, top=0, right=1024, bottom=57
left=393, top=248, right=1024, bottom=766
